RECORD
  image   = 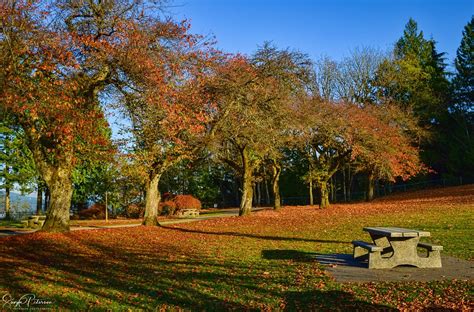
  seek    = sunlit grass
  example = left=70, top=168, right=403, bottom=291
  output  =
left=0, top=185, right=472, bottom=310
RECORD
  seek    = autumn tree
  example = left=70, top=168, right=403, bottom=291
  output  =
left=208, top=45, right=312, bottom=215
left=313, top=49, right=387, bottom=201
left=112, top=19, right=219, bottom=226
left=293, top=99, right=354, bottom=208
left=348, top=104, right=425, bottom=201
left=1, top=0, right=170, bottom=231
left=1, top=1, right=106, bottom=231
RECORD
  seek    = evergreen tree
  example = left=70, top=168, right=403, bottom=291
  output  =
left=452, top=16, right=474, bottom=113
left=0, top=117, right=36, bottom=218
left=378, top=18, right=449, bottom=125
left=440, top=16, right=474, bottom=179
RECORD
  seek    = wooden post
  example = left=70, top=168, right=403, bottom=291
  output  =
left=105, top=192, right=108, bottom=223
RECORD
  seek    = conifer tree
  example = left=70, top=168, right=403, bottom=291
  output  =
left=440, top=16, right=474, bottom=178
left=452, top=16, right=474, bottom=112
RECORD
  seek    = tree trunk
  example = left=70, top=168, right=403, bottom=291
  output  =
left=316, top=180, right=330, bottom=209
left=41, top=167, right=73, bottom=232
left=366, top=171, right=375, bottom=202
left=36, top=185, right=43, bottom=214
left=5, top=186, right=11, bottom=220
left=143, top=173, right=162, bottom=226
left=271, top=161, right=281, bottom=210
left=264, top=178, right=270, bottom=206
left=252, top=183, right=257, bottom=205
left=44, top=187, right=50, bottom=212
left=342, top=166, right=347, bottom=202
left=347, top=164, right=353, bottom=201
left=330, top=176, right=336, bottom=202
left=256, top=182, right=261, bottom=206
left=309, top=179, right=314, bottom=206
left=239, top=148, right=253, bottom=216
left=234, top=178, right=240, bottom=207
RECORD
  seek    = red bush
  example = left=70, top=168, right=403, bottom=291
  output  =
left=159, top=200, right=177, bottom=215
left=158, top=194, right=201, bottom=215
left=78, top=204, right=106, bottom=220
left=173, top=195, right=201, bottom=211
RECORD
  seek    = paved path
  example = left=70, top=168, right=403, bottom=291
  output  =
left=0, top=208, right=265, bottom=236
left=316, top=253, right=474, bottom=282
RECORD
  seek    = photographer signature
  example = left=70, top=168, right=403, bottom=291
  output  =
left=2, top=293, right=53, bottom=309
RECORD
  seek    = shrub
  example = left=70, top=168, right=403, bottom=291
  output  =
left=159, top=194, right=201, bottom=216
left=173, top=195, right=201, bottom=211
left=125, top=203, right=144, bottom=219
left=159, top=200, right=177, bottom=216
left=78, top=204, right=106, bottom=220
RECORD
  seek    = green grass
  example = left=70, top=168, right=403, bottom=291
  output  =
left=0, top=185, right=472, bottom=310
left=0, top=219, right=24, bottom=228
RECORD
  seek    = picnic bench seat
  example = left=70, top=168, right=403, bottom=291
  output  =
left=176, top=209, right=199, bottom=218
left=352, top=240, right=383, bottom=259
left=417, top=242, right=443, bottom=251
left=417, top=242, right=443, bottom=260
left=22, top=215, right=46, bottom=229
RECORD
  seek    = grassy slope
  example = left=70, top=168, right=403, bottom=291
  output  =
left=0, top=185, right=472, bottom=310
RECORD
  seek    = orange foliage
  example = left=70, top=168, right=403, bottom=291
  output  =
left=159, top=200, right=177, bottom=215
left=159, top=194, right=202, bottom=215
left=173, top=195, right=202, bottom=210
left=78, top=204, right=106, bottom=220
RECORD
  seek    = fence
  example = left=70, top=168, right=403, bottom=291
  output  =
left=281, top=176, right=472, bottom=206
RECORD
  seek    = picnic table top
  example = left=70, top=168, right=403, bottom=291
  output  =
left=363, top=227, right=430, bottom=238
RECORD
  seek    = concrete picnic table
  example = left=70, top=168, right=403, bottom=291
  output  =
left=352, top=227, right=443, bottom=269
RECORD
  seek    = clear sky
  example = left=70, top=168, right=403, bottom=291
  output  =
left=169, top=0, right=473, bottom=66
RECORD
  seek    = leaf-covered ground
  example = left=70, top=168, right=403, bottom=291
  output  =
left=0, top=185, right=473, bottom=310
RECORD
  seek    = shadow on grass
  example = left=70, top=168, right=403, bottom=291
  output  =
left=162, top=226, right=349, bottom=244
left=284, top=290, right=397, bottom=311
left=262, top=250, right=365, bottom=267
left=1, top=234, right=253, bottom=310
left=0, top=232, right=388, bottom=310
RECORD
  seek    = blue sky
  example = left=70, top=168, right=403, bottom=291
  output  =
left=170, top=0, right=473, bottom=66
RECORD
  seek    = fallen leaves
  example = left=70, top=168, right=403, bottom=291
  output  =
left=0, top=185, right=472, bottom=310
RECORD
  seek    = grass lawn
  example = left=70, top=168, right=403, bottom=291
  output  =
left=0, top=185, right=472, bottom=310
left=0, top=219, right=24, bottom=228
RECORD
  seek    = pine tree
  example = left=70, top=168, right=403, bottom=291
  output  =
left=440, top=16, right=474, bottom=179
left=452, top=16, right=474, bottom=112
left=379, top=18, right=449, bottom=125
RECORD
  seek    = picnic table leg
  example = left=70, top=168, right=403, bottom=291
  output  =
left=422, top=249, right=442, bottom=268
left=369, top=234, right=393, bottom=257
left=366, top=236, right=422, bottom=269
left=353, top=246, right=368, bottom=259
left=385, top=237, right=420, bottom=267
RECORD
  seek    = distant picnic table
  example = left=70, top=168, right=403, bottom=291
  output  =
left=352, top=227, right=443, bottom=269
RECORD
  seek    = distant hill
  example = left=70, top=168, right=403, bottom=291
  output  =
left=0, top=191, right=37, bottom=217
